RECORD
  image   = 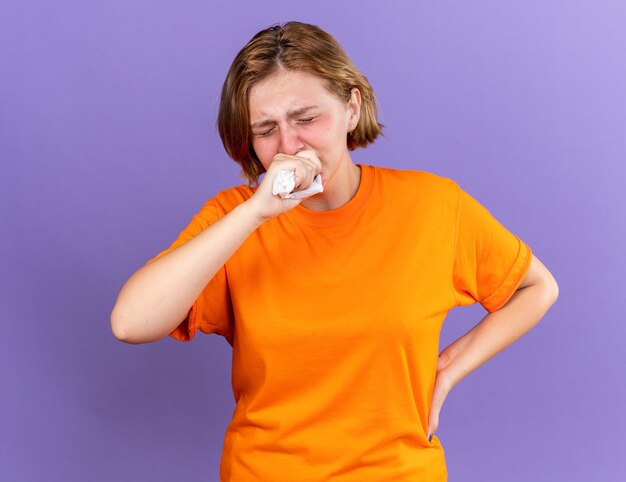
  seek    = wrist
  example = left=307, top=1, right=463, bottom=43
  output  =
left=438, top=363, right=462, bottom=392
left=238, top=199, right=269, bottom=228
left=437, top=348, right=465, bottom=389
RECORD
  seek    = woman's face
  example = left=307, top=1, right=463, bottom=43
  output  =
left=248, top=69, right=360, bottom=183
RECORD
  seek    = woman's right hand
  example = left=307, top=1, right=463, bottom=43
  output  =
left=246, top=150, right=322, bottom=223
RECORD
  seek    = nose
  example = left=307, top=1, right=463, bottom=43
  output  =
left=278, top=124, right=305, bottom=156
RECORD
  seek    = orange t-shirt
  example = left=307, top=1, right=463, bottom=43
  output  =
left=146, top=164, right=532, bottom=481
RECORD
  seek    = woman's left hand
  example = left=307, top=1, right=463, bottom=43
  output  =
left=427, top=355, right=457, bottom=442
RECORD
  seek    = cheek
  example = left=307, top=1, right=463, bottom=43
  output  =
left=315, top=126, right=346, bottom=155
left=252, top=140, right=276, bottom=167
left=308, top=119, right=339, bottom=147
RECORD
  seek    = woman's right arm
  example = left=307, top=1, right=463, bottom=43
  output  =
left=110, top=201, right=264, bottom=344
left=110, top=150, right=322, bottom=344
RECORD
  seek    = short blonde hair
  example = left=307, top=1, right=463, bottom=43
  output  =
left=217, top=21, right=384, bottom=186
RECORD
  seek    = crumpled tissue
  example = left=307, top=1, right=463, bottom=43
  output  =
left=272, top=170, right=324, bottom=199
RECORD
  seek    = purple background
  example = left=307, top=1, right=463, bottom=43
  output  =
left=2, top=1, right=625, bottom=480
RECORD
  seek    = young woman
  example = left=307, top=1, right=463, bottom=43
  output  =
left=111, top=21, right=559, bottom=481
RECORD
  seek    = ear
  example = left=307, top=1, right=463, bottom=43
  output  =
left=347, top=87, right=362, bottom=131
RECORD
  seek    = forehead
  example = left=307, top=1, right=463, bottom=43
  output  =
left=248, top=70, right=340, bottom=120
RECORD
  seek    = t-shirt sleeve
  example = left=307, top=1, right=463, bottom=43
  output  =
left=145, top=199, right=234, bottom=344
left=451, top=181, right=533, bottom=313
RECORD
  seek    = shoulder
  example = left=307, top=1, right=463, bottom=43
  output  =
left=213, top=184, right=256, bottom=209
left=193, top=183, right=256, bottom=221
left=368, top=164, right=460, bottom=200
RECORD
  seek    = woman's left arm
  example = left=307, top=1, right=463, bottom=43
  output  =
left=427, top=253, right=559, bottom=440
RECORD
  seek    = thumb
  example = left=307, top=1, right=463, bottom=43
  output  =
left=427, top=403, right=440, bottom=442
left=427, top=373, right=451, bottom=441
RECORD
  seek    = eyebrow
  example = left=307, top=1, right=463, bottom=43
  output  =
left=250, top=105, right=319, bottom=129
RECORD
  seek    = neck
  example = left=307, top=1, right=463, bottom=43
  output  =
left=299, top=160, right=361, bottom=212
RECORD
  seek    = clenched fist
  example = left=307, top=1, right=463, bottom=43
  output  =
left=246, top=150, right=323, bottom=223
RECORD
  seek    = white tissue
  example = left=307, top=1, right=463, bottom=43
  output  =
left=272, top=170, right=324, bottom=199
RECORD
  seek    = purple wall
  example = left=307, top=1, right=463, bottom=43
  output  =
left=2, top=1, right=624, bottom=480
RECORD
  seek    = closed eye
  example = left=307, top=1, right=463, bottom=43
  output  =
left=258, top=127, right=275, bottom=137
left=255, top=117, right=315, bottom=137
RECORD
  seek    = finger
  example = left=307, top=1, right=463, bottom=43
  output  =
left=428, top=377, right=450, bottom=439
left=295, top=149, right=322, bottom=172
left=427, top=407, right=439, bottom=441
left=274, top=151, right=320, bottom=179
left=293, top=166, right=315, bottom=191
